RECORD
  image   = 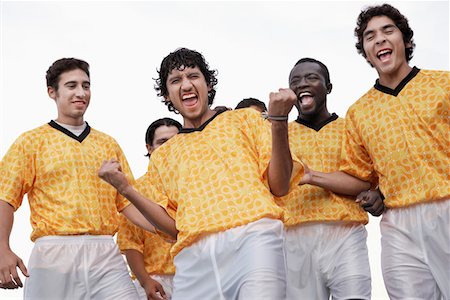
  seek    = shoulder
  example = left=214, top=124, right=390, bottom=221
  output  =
left=15, top=123, right=53, bottom=144
left=89, top=127, right=120, bottom=144
left=419, top=69, right=449, bottom=85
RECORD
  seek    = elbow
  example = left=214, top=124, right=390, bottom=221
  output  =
left=271, top=186, right=289, bottom=197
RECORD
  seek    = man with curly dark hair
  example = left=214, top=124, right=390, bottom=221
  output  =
left=301, top=4, right=449, bottom=299
left=98, top=47, right=304, bottom=299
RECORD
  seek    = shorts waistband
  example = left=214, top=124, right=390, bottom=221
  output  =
left=35, top=235, right=114, bottom=244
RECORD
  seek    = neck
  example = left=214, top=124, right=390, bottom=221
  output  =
left=55, top=117, right=84, bottom=126
left=183, top=109, right=216, bottom=128
left=299, top=109, right=331, bottom=127
left=378, top=64, right=412, bottom=90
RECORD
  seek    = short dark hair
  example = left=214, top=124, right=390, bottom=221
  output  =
left=154, top=48, right=218, bottom=113
left=46, top=58, right=90, bottom=90
left=292, top=58, right=331, bottom=85
left=235, top=98, right=267, bottom=111
left=144, top=117, right=182, bottom=157
left=355, top=3, right=415, bottom=63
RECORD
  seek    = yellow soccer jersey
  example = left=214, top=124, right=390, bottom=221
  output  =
left=117, top=175, right=175, bottom=275
left=0, top=121, right=133, bottom=241
left=340, top=68, right=449, bottom=208
left=277, top=116, right=368, bottom=227
left=147, top=108, right=303, bottom=256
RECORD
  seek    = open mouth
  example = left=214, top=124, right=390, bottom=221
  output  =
left=182, top=93, right=198, bottom=107
left=377, top=49, right=392, bottom=62
left=298, top=91, right=314, bottom=107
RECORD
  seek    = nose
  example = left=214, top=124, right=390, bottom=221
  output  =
left=296, top=77, right=309, bottom=89
left=375, top=33, right=386, bottom=45
left=181, top=77, right=193, bottom=90
left=75, top=86, right=86, bottom=98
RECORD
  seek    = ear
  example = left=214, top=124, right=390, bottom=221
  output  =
left=47, top=86, right=57, bottom=100
left=164, top=95, right=172, bottom=104
left=146, top=144, right=153, bottom=156
left=326, top=83, right=333, bottom=94
left=207, top=83, right=213, bottom=92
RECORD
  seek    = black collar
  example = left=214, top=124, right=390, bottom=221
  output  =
left=179, top=109, right=227, bottom=134
left=374, top=67, right=420, bottom=96
left=48, top=120, right=91, bottom=142
left=295, top=113, right=338, bottom=131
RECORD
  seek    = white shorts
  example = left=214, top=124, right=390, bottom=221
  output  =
left=24, top=235, right=138, bottom=300
left=172, top=218, right=287, bottom=300
left=381, top=198, right=450, bottom=300
left=285, top=222, right=371, bottom=300
left=134, top=274, right=174, bottom=299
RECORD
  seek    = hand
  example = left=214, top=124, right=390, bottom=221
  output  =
left=298, top=162, right=312, bottom=185
left=0, top=248, right=28, bottom=289
left=268, top=88, right=297, bottom=118
left=356, top=189, right=385, bottom=216
left=142, top=276, right=167, bottom=300
left=98, top=159, right=130, bottom=194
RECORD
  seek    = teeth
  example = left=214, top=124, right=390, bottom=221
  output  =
left=377, top=49, right=391, bottom=56
left=299, top=92, right=312, bottom=98
left=182, top=93, right=196, bottom=100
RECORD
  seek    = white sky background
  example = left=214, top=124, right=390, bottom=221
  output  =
left=0, top=1, right=448, bottom=299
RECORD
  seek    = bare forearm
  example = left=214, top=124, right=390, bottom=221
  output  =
left=121, top=186, right=178, bottom=239
left=125, top=249, right=150, bottom=286
left=0, top=200, right=14, bottom=250
left=268, top=121, right=293, bottom=196
left=309, top=170, right=370, bottom=196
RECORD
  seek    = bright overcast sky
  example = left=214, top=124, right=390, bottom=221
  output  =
left=1, top=1, right=449, bottom=299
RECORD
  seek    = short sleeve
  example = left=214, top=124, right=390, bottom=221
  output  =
left=0, top=134, right=35, bottom=210
left=117, top=215, right=145, bottom=253
left=339, top=110, right=378, bottom=186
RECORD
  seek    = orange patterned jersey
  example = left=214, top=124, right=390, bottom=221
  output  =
left=0, top=121, right=133, bottom=241
left=340, top=68, right=449, bottom=208
left=147, top=108, right=304, bottom=256
left=117, top=174, right=175, bottom=275
left=277, top=116, right=368, bottom=227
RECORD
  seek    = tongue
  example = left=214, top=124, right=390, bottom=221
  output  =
left=379, top=52, right=391, bottom=62
left=301, top=96, right=314, bottom=106
left=183, top=97, right=197, bottom=107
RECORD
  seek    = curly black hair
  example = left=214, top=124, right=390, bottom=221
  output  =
left=46, top=58, right=90, bottom=90
left=154, top=48, right=218, bottom=113
left=355, top=3, right=415, bottom=63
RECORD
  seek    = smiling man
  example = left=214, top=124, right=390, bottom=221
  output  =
left=300, top=4, right=449, bottom=299
left=0, top=58, right=157, bottom=299
left=278, top=58, right=377, bottom=300
left=98, top=47, right=303, bottom=300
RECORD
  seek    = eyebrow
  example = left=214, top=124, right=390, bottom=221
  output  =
left=64, top=80, right=90, bottom=85
left=363, top=24, right=397, bottom=38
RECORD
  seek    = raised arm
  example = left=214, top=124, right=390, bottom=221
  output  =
left=98, top=159, right=178, bottom=239
left=267, top=88, right=297, bottom=196
left=0, top=200, right=28, bottom=289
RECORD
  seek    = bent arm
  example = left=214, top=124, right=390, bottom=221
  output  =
left=268, top=121, right=292, bottom=196
left=121, top=186, right=178, bottom=239
left=121, top=204, right=156, bottom=234
left=98, top=160, right=178, bottom=239
left=266, top=88, right=297, bottom=196
left=305, top=170, right=370, bottom=196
